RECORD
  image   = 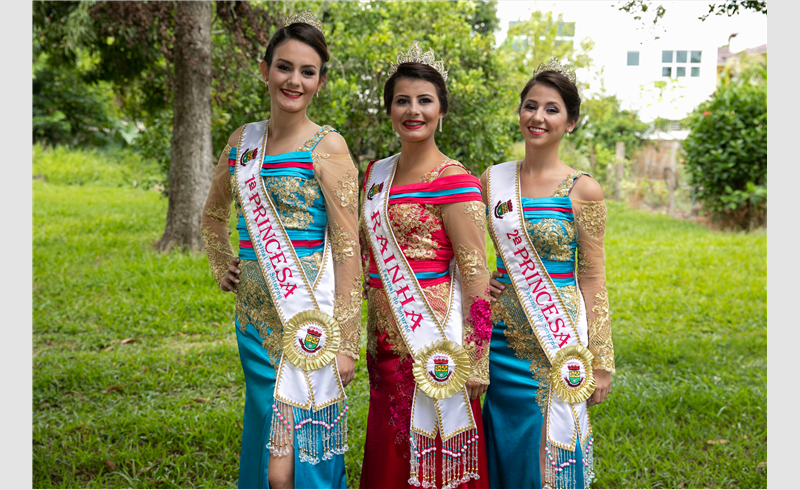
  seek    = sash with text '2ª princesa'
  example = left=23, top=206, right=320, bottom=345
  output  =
left=364, top=154, right=480, bottom=489
left=235, top=120, right=348, bottom=465
left=487, top=160, right=595, bottom=488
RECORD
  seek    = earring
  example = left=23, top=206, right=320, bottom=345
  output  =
left=566, top=129, right=571, bottom=138
left=315, top=90, right=319, bottom=98
left=439, top=117, right=443, bottom=133
left=264, top=79, right=268, bottom=88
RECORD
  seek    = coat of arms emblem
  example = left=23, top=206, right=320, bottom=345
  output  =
left=367, top=182, right=384, bottom=200
left=299, top=326, right=323, bottom=354
left=494, top=199, right=513, bottom=219
left=565, top=363, right=582, bottom=387
left=431, top=355, right=453, bottom=382
left=239, top=147, right=258, bottom=166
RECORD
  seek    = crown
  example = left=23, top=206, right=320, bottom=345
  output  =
left=567, top=363, right=581, bottom=371
left=532, top=56, right=577, bottom=84
left=434, top=355, right=449, bottom=364
left=283, top=9, right=323, bottom=33
left=388, top=41, right=448, bottom=82
left=306, top=326, right=323, bottom=337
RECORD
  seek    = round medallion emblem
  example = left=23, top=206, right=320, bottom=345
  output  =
left=281, top=310, right=340, bottom=371
left=549, top=345, right=596, bottom=404
left=412, top=340, right=472, bottom=400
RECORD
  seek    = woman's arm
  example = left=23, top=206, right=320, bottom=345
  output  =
left=571, top=175, right=614, bottom=405
left=202, top=128, right=242, bottom=290
left=315, top=134, right=363, bottom=387
left=441, top=167, right=492, bottom=400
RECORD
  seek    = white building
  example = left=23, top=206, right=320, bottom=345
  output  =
left=603, top=31, right=719, bottom=122
left=495, top=1, right=768, bottom=124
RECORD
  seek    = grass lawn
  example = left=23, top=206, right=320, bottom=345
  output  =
left=33, top=148, right=766, bottom=488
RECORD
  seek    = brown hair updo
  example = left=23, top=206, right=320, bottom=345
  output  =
left=383, top=62, right=449, bottom=116
left=263, top=22, right=330, bottom=78
left=518, top=70, right=581, bottom=124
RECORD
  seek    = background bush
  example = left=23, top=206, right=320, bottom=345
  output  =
left=682, top=54, right=767, bottom=230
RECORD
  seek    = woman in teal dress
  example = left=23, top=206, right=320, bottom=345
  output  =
left=480, top=59, right=615, bottom=489
left=201, top=12, right=361, bottom=489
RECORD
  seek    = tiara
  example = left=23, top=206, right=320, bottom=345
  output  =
left=388, top=41, right=448, bottom=82
left=283, top=9, right=323, bottom=33
left=532, top=56, right=576, bottom=84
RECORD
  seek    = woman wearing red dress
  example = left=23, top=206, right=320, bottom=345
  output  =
left=359, top=41, right=492, bottom=489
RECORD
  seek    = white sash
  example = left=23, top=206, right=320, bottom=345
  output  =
left=487, top=161, right=594, bottom=487
left=234, top=120, right=347, bottom=464
left=364, top=155, right=480, bottom=488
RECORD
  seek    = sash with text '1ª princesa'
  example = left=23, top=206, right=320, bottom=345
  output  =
left=487, top=160, right=594, bottom=488
left=235, top=120, right=348, bottom=465
left=364, top=154, right=480, bottom=489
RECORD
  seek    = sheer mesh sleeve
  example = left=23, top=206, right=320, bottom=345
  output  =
left=202, top=144, right=236, bottom=286
left=442, top=198, right=492, bottom=385
left=573, top=198, right=615, bottom=373
left=315, top=153, right=362, bottom=360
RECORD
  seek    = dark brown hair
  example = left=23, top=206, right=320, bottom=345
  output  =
left=383, top=62, right=449, bottom=116
left=263, top=23, right=329, bottom=78
left=518, top=70, right=581, bottom=124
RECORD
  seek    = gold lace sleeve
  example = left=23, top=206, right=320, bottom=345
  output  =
left=442, top=199, right=492, bottom=385
left=315, top=153, right=362, bottom=360
left=573, top=198, right=615, bottom=373
left=202, top=144, right=236, bottom=286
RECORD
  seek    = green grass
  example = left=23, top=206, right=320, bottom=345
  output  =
left=33, top=147, right=766, bottom=488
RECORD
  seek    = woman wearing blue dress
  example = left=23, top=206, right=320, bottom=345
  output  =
left=480, top=58, right=615, bottom=489
left=201, top=11, right=361, bottom=489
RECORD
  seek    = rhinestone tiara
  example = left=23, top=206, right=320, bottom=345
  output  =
left=532, top=56, right=576, bottom=84
left=388, top=41, right=448, bottom=82
left=283, top=9, right=323, bottom=33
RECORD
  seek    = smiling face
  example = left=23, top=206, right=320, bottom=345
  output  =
left=260, top=39, right=326, bottom=114
left=389, top=77, right=443, bottom=143
left=518, top=82, right=576, bottom=149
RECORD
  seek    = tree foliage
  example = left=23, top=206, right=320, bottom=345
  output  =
left=297, top=0, right=512, bottom=177
left=682, top=54, right=767, bottom=229
left=615, top=0, right=766, bottom=25
left=32, top=53, right=128, bottom=148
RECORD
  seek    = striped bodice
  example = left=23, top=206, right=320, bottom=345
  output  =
left=366, top=160, right=483, bottom=289
left=495, top=173, right=586, bottom=288
left=229, top=127, right=336, bottom=261
left=496, top=196, right=577, bottom=287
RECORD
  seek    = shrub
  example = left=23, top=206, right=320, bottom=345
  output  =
left=682, top=55, right=767, bottom=230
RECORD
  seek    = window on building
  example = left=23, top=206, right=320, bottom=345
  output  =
left=676, top=67, right=686, bottom=77
left=691, top=67, right=700, bottom=77
left=662, top=50, right=673, bottom=63
left=662, top=67, right=672, bottom=77
left=691, top=50, right=702, bottom=63
left=676, top=50, right=687, bottom=63
left=627, top=51, right=640, bottom=66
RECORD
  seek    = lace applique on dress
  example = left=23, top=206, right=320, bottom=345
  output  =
left=492, top=288, right=550, bottom=415
left=552, top=171, right=589, bottom=197
left=235, top=260, right=284, bottom=366
left=388, top=203, right=442, bottom=260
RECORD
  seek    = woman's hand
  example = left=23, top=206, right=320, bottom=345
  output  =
left=587, top=369, right=611, bottom=406
left=220, top=257, right=241, bottom=293
left=488, top=270, right=506, bottom=302
left=337, top=353, right=356, bottom=387
left=466, top=381, right=488, bottom=401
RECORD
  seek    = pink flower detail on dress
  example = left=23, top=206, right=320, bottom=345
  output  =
left=468, top=298, right=492, bottom=342
left=466, top=297, right=493, bottom=360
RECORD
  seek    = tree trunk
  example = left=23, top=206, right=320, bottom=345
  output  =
left=157, top=1, right=213, bottom=252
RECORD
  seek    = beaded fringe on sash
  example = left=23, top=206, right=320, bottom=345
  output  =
left=409, top=428, right=480, bottom=489
left=267, top=400, right=350, bottom=464
left=543, top=433, right=594, bottom=489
